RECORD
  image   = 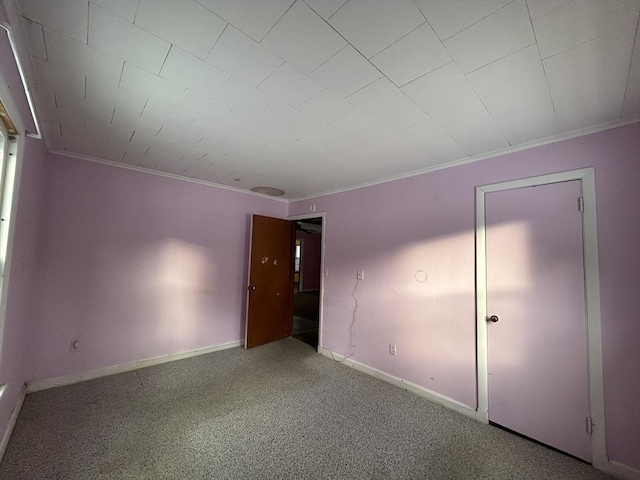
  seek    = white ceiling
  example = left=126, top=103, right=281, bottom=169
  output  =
left=13, top=0, right=640, bottom=199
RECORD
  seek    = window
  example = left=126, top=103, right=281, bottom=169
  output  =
left=0, top=100, right=19, bottom=363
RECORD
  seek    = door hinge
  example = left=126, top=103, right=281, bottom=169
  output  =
left=578, top=197, right=584, bottom=212
left=586, top=416, right=593, bottom=434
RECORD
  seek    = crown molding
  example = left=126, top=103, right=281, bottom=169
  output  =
left=48, top=149, right=290, bottom=203
left=287, top=116, right=640, bottom=203
left=48, top=115, right=639, bottom=206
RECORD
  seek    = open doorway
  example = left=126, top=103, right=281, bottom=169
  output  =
left=291, top=217, right=322, bottom=349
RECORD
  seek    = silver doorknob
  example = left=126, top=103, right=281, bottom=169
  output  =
left=487, top=315, right=499, bottom=323
left=248, top=286, right=256, bottom=290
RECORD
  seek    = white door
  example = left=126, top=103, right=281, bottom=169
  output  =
left=485, top=180, right=591, bottom=461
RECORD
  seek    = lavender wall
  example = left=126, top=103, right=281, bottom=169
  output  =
left=289, top=124, right=640, bottom=469
left=26, top=155, right=287, bottom=382
left=297, top=231, right=321, bottom=291
left=0, top=136, right=46, bottom=448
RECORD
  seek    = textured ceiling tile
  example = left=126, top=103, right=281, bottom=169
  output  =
left=211, top=78, right=274, bottom=115
left=197, top=0, right=294, bottom=42
left=444, top=0, right=535, bottom=74
left=135, top=0, right=227, bottom=59
left=88, top=84, right=148, bottom=121
left=261, top=0, right=346, bottom=74
left=348, top=77, right=428, bottom=131
left=160, top=47, right=230, bottom=98
left=84, top=118, right=109, bottom=157
left=31, top=57, right=85, bottom=104
left=303, top=0, right=347, bottom=20
left=18, top=0, right=639, bottom=198
left=20, top=0, right=88, bottom=43
left=21, top=17, right=47, bottom=60
left=398, top=118, right=469, bottom=163
left=42, top=27, right=123, bottom=91
left=414, top=0, right=511, bottom=40
left=299, top=89, right=354, bottom=124
left=466, top=45, right=558, bottom=144
left=43, top=121, right=64, bottom=150
left=329, top=111, right=381, bottom=134
left=622, top=25, right=640, bottom=117
left=206, top=25, right=283, bottom=87
left=526, top=0, right=572, bottom=20
left=89, top=4, right=171, bottom=73
left=310, top=46, right=381, bottom=97
left=402, top=62, right=509, bottom=154
left=544, top=24, right=637, bottom=132
left=119, top=63, right=186, bottom=104
left=328, top=0, right=425, bottom=58
left=258, top=63, right=324, bottom=107
left=534, top=0, right=640, bottom=59
left=370, top=23, right=450, bottom=87
left=139, top=98, right=196, bottom=136
left=177, top=90, right=233, bottom=123
left=256, top=102, right=311, bottom=131
left=91, top=0, right=139, bottom=22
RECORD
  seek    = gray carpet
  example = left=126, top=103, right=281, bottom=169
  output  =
left=1, top=338, right=613, bottom=480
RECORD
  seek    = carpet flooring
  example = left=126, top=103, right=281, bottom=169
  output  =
left=1, top=338, right=613, bottom=480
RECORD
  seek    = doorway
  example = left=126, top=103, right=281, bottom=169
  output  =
left=475, top=168, right=606, bottom=468
left=291, top=217, right=322, bottom=349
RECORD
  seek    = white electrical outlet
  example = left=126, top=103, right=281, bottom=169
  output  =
left=70, top=340, right=79, bottom=353
left=389, top=343, right=397, bottom=356
left=357, top=270, right=364, bottom=280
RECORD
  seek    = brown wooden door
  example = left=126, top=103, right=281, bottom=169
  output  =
left=245, top=215, right=294, bottom=349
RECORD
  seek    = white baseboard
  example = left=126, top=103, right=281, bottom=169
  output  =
left=319, top=347, right=483, bottom=422
left=603, top=460, right=640, bottom=480
left=26, top=340, right=244, bottom=393
left=319, top=347, right=640, bottom=480
left=0, top=383, right=26, bottom=464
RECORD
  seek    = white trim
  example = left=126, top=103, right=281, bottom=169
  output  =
left=0, top=136, right=23, bottom=364
left=319, top=347, right=483, bottom=422
left=288, top=212, right=326, bottom=352
left=244, top=217, right=255, bottom=349
left=48, top=150, right=289, bottom=203
left=475, top=168, right=607, bottom=469
left=0, top=383, right=26, bottom=464
left=0, top=23, right=41, bottom=138
left=289, top=116, right=640, bottom=203
left=606, top=461, right=640, bottom=480
left=26, top=340, right=243, bottom=393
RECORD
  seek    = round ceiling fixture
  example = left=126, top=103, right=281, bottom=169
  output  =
left=250, top=186, right=285, bottom=197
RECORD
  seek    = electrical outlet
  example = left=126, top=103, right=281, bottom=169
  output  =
left=70, top=340, right=79, bottom=353
left=357, top=270, right=364, bottom=280
left=389, top=343, right=397, bottom=356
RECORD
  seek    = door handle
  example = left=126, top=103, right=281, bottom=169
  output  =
left=248, top=286, right=256, bottom=291
left=487, top=315, right=499, bottom=323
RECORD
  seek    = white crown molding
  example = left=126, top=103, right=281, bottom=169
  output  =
left=43, top=115, right=640, bottom=206
left=288, top=116, right=640, bottom=203
left=48, top=150, right=290, bottom=204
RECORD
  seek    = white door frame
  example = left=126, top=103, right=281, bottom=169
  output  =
left=288, top=212, right=326, bottom=352
left=475, top=167, right=607, bottom=469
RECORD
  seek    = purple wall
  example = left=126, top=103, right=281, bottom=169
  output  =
left=289, top=124, right=640, bottom=469
left=297, top=230, right=321, bottom=291
left=26, top=155, right=287, bottom=382
left=0, top=136, right=46, bottom=447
